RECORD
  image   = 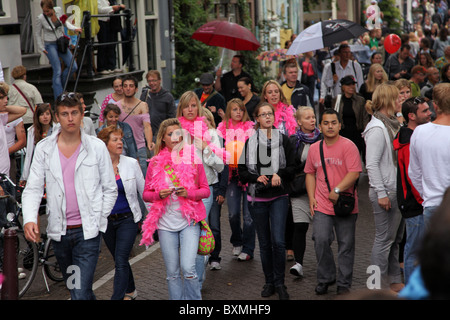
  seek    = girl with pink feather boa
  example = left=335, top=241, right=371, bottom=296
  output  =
left=140, top=118, right=210, bottom=300
left=261, top=80, right=298, bottom=136
left=217, top=98, right=256, bottom=262
left=176, top=91, right=225, bottom=288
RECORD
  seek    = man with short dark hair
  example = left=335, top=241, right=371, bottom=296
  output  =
left=393, top=96, right=431, bottom=283
left=215, top=54, right=252, bottom=102
left=22, top=92, right=117, bottom=300
left=280, top=61, right=311, bottom=109
left=305, top=108, right=361, bottom=296
left=384, top=44, right=415, bottom=80
left=320, top=44, right=364, bottom=100
left=194, top=72, right=226, bottom=126
left=119, top=75, right=152, bottom=175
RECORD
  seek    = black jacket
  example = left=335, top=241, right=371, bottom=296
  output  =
left=238, top=130, right=296, bottom=198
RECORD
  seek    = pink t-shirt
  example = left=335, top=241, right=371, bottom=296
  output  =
left=59, top=143, right=82, bottom=226
left=304, top=136, right=362, bottom=215
left=117, top=101, right=150, bottom=149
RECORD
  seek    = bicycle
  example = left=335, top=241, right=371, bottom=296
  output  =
left=0, top=173, right=63, bottom=298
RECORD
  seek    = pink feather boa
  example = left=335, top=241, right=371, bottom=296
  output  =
left=178, top=116, right=229, bottom=163
left=139, top=146, right=206, bottom=246
left=217, top=119, right=255, bottom=142
left=273, top=102, right=297, bottom=136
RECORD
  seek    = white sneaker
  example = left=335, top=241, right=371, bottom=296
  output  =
left=210, top=262, right=221, bottom=270
left=237, top=252, right=252, bottom=261
left=232, top=246, right=242, bottom=256
left=289, top=263, right=304, bottom=277
left=18, top=272, right=26, bottom=280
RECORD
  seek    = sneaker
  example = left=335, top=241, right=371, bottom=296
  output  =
left=210, top=261, right=221, bottom=270
left=261, top=283, right=275, bottom=297
left=289, top=262, right=304, bottom=277
left=276, top=285, right=290, bottom=300
left=232, top=246, right=242, bottom=256
left=237, top=252, right=252, bottom=261
left=18, top=272, right=26, bottom=280
left=113, top=68, right=122, bottom=73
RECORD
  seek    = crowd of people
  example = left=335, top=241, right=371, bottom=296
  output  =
left=2, top=0, right=450, bottom=302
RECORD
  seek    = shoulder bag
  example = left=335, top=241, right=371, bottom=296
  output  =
left=44, top=15, right=70, bottom=54
left=319, top=140, right=357, bottom=217
left=163, top=164, right=215, bottom=255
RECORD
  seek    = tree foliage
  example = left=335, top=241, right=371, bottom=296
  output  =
left=173, top=0, right=218, bottom=98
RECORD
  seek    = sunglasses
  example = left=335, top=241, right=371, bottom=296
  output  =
left=56, top=92, right=78, bottom=104
left=413, top=97, right=425, bottom=105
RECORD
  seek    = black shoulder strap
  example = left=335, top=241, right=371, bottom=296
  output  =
left=320, top=140, right=359, bottom=194
left=319, top=140, right=331, bottom=192
left=331, top=62, right=336, bottom=75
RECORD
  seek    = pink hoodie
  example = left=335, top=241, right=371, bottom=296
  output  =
left=140, top=146, right=210, bottom=246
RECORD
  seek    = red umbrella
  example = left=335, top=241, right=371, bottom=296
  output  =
left=192, top=20, right=260, bottom=51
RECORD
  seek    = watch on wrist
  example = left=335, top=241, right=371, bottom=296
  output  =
left=203, top=147, right=210, bottom=155
left=334, top=187, right=340, bottom=194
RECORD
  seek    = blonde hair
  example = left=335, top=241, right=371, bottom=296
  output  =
left=176, top=91, right=204, bottom=118
left=394, top=78, right=411, bottom=91
left=366, top=63, right=388, bottom=93
left=365, top=83, right=399, bottom=116
left=154, top=118, right=184, bottom=155
left=295, top=106, right=315, bottom=121
left=261, top=80, right=288, bottom=105
left=0, top=82, right=10, bottom=96
left=223, top=98, right=250, bottom=128
left=202, top=108, right=216, bottom=129
left=432, top=83, right=450, bottom=115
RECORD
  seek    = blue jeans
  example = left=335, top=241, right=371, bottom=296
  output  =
left=52, top=228, right=101, bottom=300
left=102, top=214, right=138, bottom=300
left=45, top=42, right=77, bottom=100
left=137, top=147, right=148, bottom=177
left=423, top=206, right=439, bottom=228
left=248, top=196, right=289, bottom=287
left=196, top=185, right=213, bottom=286
left=403, top=214, right=425, bottom=284
left=226, top=180, right=255, bottom=256
left=158, top=223, right=201, bottom=300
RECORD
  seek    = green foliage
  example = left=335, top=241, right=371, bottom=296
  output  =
left=172, top=0, right=218, bottom=98
left=378, top=0, right=402, bottom=34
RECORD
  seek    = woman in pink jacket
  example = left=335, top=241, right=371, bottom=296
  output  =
left=140, top=118, right=210, bottom=300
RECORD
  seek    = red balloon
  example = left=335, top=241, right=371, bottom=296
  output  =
left=384, top=34, right=402, bottom=54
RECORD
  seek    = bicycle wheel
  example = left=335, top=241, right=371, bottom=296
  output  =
left=16, top=230, right=39, bottom=298
left=43, top=237, right=63, bottom=282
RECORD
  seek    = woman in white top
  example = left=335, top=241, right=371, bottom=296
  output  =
left=34, top=0, right=82, bottom=100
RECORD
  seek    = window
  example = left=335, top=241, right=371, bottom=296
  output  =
left=145, top=19, right=156, bottom=70
left=145, top=0, right=154, bottom=15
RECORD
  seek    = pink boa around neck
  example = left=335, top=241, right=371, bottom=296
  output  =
left=273, top=101, right=297, bottom=136
left=217, top=119, right=255, bottom=142
left=178, top=116, right=229, bottom=163
left=139, top=146, right=206, bottom=246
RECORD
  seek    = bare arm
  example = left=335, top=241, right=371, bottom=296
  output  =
left=8, top=121, right=26, bottom=154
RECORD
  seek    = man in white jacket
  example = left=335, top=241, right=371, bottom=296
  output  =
left=23, top=92, right=117, bottom=300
